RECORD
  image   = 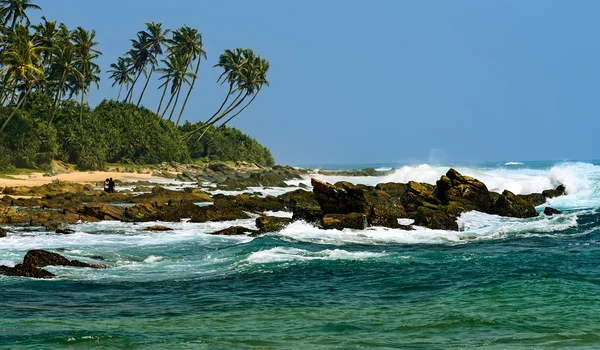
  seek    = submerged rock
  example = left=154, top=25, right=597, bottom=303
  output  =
left=0, top=227, right=7, bottom=238
left=144, top=225, right=174, bottom=231
left=208, top=226, right=255, bottom=236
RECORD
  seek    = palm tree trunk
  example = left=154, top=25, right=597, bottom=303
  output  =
left=126, top=70, right=142, bottom=103
left=157, top=78, right=170, bottom=114
left=161, top=87, right=177, bottom=119
left=137, top=67, right=154, bottom=107
left=117, top=84, right=123, bottom=101
left=168, top=85, right=183, bottom=122
left=175, top=58, right=202, bottom=126
left=185, top=92, right=248, bottom=141
left=0, top=87, right=32, bottom=133
left=49, top=75, right=66, bottom=125
left=216, top=89, right=261, bottom=130
left=80, top=88, right=85, bottom=123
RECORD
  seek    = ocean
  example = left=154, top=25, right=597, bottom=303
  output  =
left=1, top=161, right=600, bottom=349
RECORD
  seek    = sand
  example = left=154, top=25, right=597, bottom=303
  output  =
left=0, top=171, right=161, bottom=188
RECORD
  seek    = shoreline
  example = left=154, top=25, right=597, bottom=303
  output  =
left=0, top=171, right=159, bottom=188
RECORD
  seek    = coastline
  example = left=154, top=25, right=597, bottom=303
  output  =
left=0, top=171, right=158, bottom=188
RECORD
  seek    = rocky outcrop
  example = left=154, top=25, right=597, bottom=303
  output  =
left=2, top=181, right=94, bottom=196
left=436, top=169, right=493, bottom=214
left=544, top=207, right=562, bottom=216
left=0, top=250, right=104, bottom=279
left=144, top=225, right=174, bottom=231
left=279, top=189, right=323, bottom=224
left=208, top=226, right=255, bottom=236
left=255, top=216, right=291, bottom=234
left=542, top=185, right=567, bottom=199
left=0, top=227, right=7, bottom=238
left=412, top=206, right=459, bottom=231
left=80, top=202, right=125, bottom=221
left=491, top=190, right=538, bottom=218
left=130, top=186, right=212, bottom=204
left=322, top=213, right=368, bottom=230
left=519, top=193, right=547, bottom=207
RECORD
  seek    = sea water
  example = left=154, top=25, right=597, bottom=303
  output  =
left=1, top=161, right=600, bottom=349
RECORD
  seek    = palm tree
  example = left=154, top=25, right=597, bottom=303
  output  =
left=136, top=22, right=169, bottom=106
left=171, top=26, right=205, bottom=126
left=185, top=48, right=269, bottom=140
left=0, top=25, right=44, bottom=131
left=156, top=53, right=194, bottom=120
left=47, top=40, right=82, bottom=124
left=124, top=33, right=150, bottom=103
left=0, top=0, right=41, bottom=30
left=107, top=56, right=132, bottom=101
left=31, top=16, right=58, bottom=69
left=71, top=26, right=101, bottom=121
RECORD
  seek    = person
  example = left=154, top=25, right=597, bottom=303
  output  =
left=108, top=178, right=115, bottom=193
left=104, top=178, right=110, bottom=193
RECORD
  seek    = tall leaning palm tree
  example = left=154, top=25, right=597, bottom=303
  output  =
left=156, top=53, right=194, bottom=120
left=0, top=25, right=44, bottom=132
left=47, top=40, right=82, bottom=124
left=31, top=16, right=58, bottom=69
left=0, top=0, right=41, bottom=30
left=171, top=26, right=205, bottom=126
left=136, top=22, right=169, bottom=106
left=71, top=26, right=101, bottom=121
left=107, top=56, right=132, bottom=101
left=124, top=33, right=150, bottom=103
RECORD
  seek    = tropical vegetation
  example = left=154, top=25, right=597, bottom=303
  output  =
left=0, top=0, right=273, bottom=171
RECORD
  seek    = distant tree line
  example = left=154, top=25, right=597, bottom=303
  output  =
left=0, top=0, right=273, bottom=170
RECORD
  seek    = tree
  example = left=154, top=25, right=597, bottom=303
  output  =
left=156, top=52, right=194, bottom=120
left=171, top=25, right=205, bottom=126
left=185, top=48, right=270, bottom=140
left=47, top=39, right=82, bottom=124
left=0, top=24, right=44, bottom=131
left=124, top=32, right=150, bottom=103
left=71, top=26, right=101, bottom=121
left=0, top=0, right=41, bottom=30
left=136, top=22, right=169, bottom=106
left=107, top=56, right=132, bottom=101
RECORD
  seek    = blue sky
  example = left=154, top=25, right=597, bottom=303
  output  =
left=36, top=0, right=599, bottom=165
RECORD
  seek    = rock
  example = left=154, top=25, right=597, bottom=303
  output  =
left=56, top=228, right=75, bottom=234
left=376, top=183, right=408, bottom=200
left=131, top=186, right=212, bottom=204
left=189, top=199, right=251, bottom=223
left=0, top=227, right=7, bottom=237
left=208, top=226, right=255, bottom=235
left=544, top=207, right=562, bottom=216
left=0, top=249, right=104, bottom=279
left=312, top=178, right=370, bottom=214
left=542, top=185, right=566, bottom=199
left=279, top=189, right=323, bottom=224
left=322, top=213, right=368, bottom=230
left=80, top=202, right=125, bottom=221
left=435, top=169, right=493, bottom=214
left=412, top=206, right=459, bottom=231
left=519, top=193, right=547, bottom=207
left=491, top=190, right=538, bottom=218
left=404, top=181, right=441, bottom=212
left=132, top=186, right=153, bottom=192
left=230, top=194, right=286, bottom=213
left=255, top=216, right=291, bottom=233
left=144, top=225, right=174, bottom=231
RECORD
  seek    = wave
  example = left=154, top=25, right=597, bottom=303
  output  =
left=505, top=162, right=524, bottom=166
left=243, top=247, right=386, bottom=264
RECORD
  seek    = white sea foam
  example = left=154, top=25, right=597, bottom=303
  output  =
left=263, top=211, right=293, bottom=218
left=505, top=162, right=524, bottom=166
left=143, top=256, right=163, bottom=263
left=244, top=247, right=386, bottom=264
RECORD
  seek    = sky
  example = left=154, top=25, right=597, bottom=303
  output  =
left=35, top=0, right=600, bottom=165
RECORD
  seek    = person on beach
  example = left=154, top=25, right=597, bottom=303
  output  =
left=104, top=178, right=110, bottom=193
left=108, top=178, right=115, bottom=193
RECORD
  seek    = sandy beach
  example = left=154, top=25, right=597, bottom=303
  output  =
left=0, top=171, right=159, bottom=188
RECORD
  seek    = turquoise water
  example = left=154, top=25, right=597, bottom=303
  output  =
left=1, top=161, right=600, bottom=349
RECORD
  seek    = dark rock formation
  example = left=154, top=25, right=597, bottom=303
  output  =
left=279, top=189, right=323, bottom=224
left=412, top=206, right=459, bottom=231
left=0, top=249, right=104, bottom=279
left=80, top=202, right=125, bottom=221
left=0, top=227, right=7, bottom=237
left=144, top=225, right=174, bottom=231
left=519, top=193, right=547, bottom=207
left=130, top=186, right=212, bottom=204
left=322, top=213, right=368, bottom=230
left=491, top=190, right=538, bottom=218
left=255, top=216, right=291, bottom=233
left=208, top=226, right=255, bottom=236
left=544, top=207, right=562, bottom=216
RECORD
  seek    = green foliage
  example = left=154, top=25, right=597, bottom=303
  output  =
left=180, top=121, right=275, bottom=167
